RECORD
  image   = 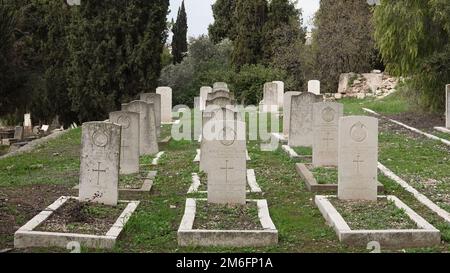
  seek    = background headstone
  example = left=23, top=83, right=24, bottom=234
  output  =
left=338, top=116, right=378, bottom=201
left=283, top=92, right=301, bottom=137
left=140, top=93, right=161, bottom=137
left=213, top=82, right=229, bottom=91
left=262, top=82, right=279, bottom=113
left=109, top=111, right=140, bottom=175
left=79, top=122, right=120, bottom=206
left=308, top=80, right=321, bottom=95
left=194, top=97, right=201, bottom=110
left=288, top=93, right=323, bottom=147
left=122, top=101, right=158, bottom=155
left=207, top=118, right=247, bottom=205
left=272, top=81, right=285, bottom=108
left=200, top=86, right=212, bottom=111
left=14, top=126, right=23, bottom=140
left=156, top=87, right=173, bottom=123
left=312, top=102, right=343, bottom=167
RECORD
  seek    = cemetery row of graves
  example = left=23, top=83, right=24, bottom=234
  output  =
left=0, top=82, right=449, bottom=253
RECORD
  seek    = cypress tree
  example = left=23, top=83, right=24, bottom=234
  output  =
left=67, top=0, right=169, bottom=122
left=208, top=0, right=237, bottom=43
left=172, top=0, right=188, bottom=64
left=232, top=0, right=268, bottom=70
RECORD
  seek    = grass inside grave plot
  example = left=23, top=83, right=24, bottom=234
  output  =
left=329, top=197, right=417, bottom=230
left=36, top=199, right=127, bottom=235
left=194, top=171, right=251, bottom=193
left=193, top=200, right=261, bottom=230
left=292, top=146, right=312, bottom=157
left=310, top=167, right=337, bottom=185
left=119, top=173, right=145, bottom=189
left=0, top=145, right=9, bottom=157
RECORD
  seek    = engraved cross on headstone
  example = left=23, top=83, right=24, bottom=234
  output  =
left=220, top=160, right=234, bottom=183
left=353, top=154, right=364, bottom=174
left=92, top=162, right=106, bottom=185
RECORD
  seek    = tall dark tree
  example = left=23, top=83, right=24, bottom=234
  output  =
left=232, top=0, right=268, bottom=70
left=314, top=0, right=377, bottom=93
left=171, top=0, right=188, bottom=64
left=208, top=0, right=237, bottom=43
left=67, top=0, right=169, bottom=122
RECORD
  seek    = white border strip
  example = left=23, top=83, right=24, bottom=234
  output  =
left=434, top=127, right=450, bottom=134
left=152, top=151, right=165, bottom=165
left=378, top=162, right=450, bottom=223
left=363, top=108, right=450, bottom=146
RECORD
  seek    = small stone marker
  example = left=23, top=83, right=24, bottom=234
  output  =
left=14, top=126, right=24, bottom=140
left=140, top=93, right=161, bottom=137
left=283, top=92, right=301, bottom=136
left=207, top=116, right=247, bottom=205
left=446, top=84, right=450, bottom=128
left=122, top=101, right=158, bottom=155
left=312, top=102, right=343, bottom=167
left=263, top=82, right=279, bottom=112
left=109, top=111, right=140, bottom=175
left=200, top=86, right=212, bottom=111
left=289, top=93, right=323, bottom=147
left=308, top=80, right=321, bottom=95
left=272, top=81, right=285, bottom=108
left=338, top=116, right=378, bottom=201
left=79, top=122, right=120, bottom=206
left=156, top=87, right=173, bottom=123
left=194, top=97, right=201, bottom=109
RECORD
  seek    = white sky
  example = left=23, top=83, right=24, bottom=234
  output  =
left=169, top=0, right=320, bottom=38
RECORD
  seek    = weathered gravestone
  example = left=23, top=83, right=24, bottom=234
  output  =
left=446, top=84, right=450, bottom=128
left=140, top=93, right=161, bottom=137
left=194, top=97, right=201, bottom=110
left=213, top=82, right=229, bottom=91
left=79, top=122, right=120, bottom=206
left=207, top=90, right=230, bottom=101
left=288, top=93, right=323, bottom=147
left=308, top=80, right=321, bottom=95
left=206, top=96, right=233, bottom=108
left=122, top=101, right=158, bottom=155
left=272, top=81, right=284, bottom=108
left=338, top=116, right=378, bottom=201
left=14, top=126, right=24, bottom=140
left=283, top=92, right=301, bottom=137
left=262, top=82, right=279, bottom=112
left=200, top=86, right=212, bottom=111
left=109, top=111, right=140, bottom=175
left=206, top=116, right=247, bottom=205
left=156, top=87, right=173, bottom=123
left=312, top=102, right=343, bottom=167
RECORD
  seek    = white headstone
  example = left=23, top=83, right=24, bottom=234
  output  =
left=140, top=93, right=161, bottom=137
left=446, top=84, right=450, bottom=128
left=272, top=81, right=285, bottom=108
left=122, top=101, right=158, bottom=155
left=312, top=102, right=343, bottom=167
left=308, top=80, right=321, bottom=95
left=194, top=97, right=200, bottom=109
left=206, top=117, right=247, bottom=205
left=109, top=111, right=140, bottom=175
left=24, top=113, right=32, bottom=127
left=288, top=93, right=323, bottom=147
left=262, top=82, right=279, bottom=113
left=156, top=87, right=173, bottom=123
left=200, top=86, right=212, bottom=111
left=79, top=122, right=120, bottom=206
left=283, top=92, right=301, bottom=137
left=338, top=116, right=378, bottom=201
left=213, top=82, right=229, bottom=91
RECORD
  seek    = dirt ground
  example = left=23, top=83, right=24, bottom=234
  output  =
left=385, top=112, right=445, bottom=130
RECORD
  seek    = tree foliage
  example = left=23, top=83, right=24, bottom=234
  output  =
left=374, top=0, right=449, bottom=111
left=172, top=0, right=188, bottom=64
left=208, top=0, right=237, bottom=43
left=314, top=0, right=379, bottom=93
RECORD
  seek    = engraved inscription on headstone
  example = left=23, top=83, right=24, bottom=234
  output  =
left=289, top=93, right=322, bottom=147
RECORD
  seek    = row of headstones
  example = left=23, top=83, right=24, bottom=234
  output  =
left=283, top=91, right=378, bottom=201
left=261, top=80, right=320, bottom=112
left=79, top=88, right=173, bottom=206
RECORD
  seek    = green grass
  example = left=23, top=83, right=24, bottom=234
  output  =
left=342, top=92, right=410, bottom=116
left=311, top=167, right=337, bottom=185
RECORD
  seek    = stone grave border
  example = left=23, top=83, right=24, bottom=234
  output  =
left=315, top=195, right=441, bottom=248
left=187, top=170, right=262, bottom=194
left=270, top=132, right=287, bottom=144
left=14, top=196, right=139, bottom=249
left=363, top=108, right=450, bottom=146
left=193, top=149, right=251, bottom=162
left=281, top=145, right=312, bottom=160
left=296, top=163, right=385, bottom=193
left=177, top=198, right=278, bottom=247
left=434, top=127, right=450, bottom=134
left=378, top=162, right=450, bottom=224
left=73, top=171, right=156, bottom=193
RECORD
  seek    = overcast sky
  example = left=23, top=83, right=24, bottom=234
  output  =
left=169, top=0, right=320, bottom=38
